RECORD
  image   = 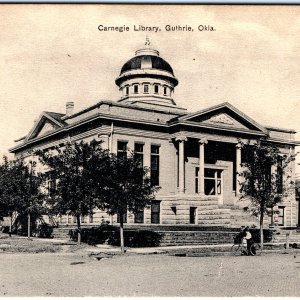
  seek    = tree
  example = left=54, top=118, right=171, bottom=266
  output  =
left=37, top=140, right=109, bottom=244
left=239, top=139, right=296, bottom=248
left=93, top=152, right=159, bottom=254
left=0, top=156, right=43, bottom=237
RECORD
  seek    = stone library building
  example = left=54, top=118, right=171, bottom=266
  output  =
left=10, top=46, right=300, bottom=229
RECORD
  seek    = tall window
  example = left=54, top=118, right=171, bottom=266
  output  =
left=133, top=84, right=139, bottom=94
left=117, top=141, right=127, bottom=159
left=151, top=145, right=160, bottom=186
left=134, top=143, right=144, bottom=182
left=47, top=171, right=56, bottom=197
left=277, top=159, right=284, bottom=194
left=278, top=206, right=285, bottom=226
left=154, top=84, right=159, bottom=94
left=134, top=143, right=144, bottom=167
left=195, top=167, right=199, bottom=193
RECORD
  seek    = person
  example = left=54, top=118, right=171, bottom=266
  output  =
left=243, top=226, right=253, bottom=255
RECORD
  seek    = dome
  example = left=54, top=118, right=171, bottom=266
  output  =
left=115, top=48, right=178, bottom=87
left=120, top=54, right=174, bottom=76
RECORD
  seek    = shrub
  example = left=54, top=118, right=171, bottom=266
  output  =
left=69, top=225, right=162, bottom=247
left=33, top=224, right=53, bottom=238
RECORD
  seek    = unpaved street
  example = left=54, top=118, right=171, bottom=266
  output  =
left=0, top=252, right=299, bottom=297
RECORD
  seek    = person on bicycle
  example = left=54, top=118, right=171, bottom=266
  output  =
left=243, top=226, right=254, bottom=255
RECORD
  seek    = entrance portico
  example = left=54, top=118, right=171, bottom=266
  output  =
left=174, top=135, right=245, bottom=207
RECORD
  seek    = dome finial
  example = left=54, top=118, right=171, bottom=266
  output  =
left=145, top=36, right=151, bottom=48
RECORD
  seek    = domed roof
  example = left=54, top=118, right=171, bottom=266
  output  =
left=116, top=48, right=178, bottom=87
left=120, top=54, right=174, bottom=75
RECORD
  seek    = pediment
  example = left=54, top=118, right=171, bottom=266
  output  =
left=35, top=119, right=59, bottom=138
left=26, top=112, right=65, bottom=141
left=179, top=102, right=267, bottom=133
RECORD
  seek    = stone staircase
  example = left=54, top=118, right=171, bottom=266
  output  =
left=197, top=196, right=231, bottom=226
left=272, top=229, right=300, bottom=244
left=226, top=205, right=260, bottom=228
left=52, top=226, right=75, bottom=239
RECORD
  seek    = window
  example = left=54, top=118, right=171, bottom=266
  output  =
left=154, top=84, right=159, bottom=94
left=89, top=213, right=94, bottom=223
left=277, top=159, right=284, bottom=194
left=117, top=141, right=127, bottom=159
left=163, top=86, right=167, bottom=95
left=151, top=201, right=160, bottom=224
left=133, top=84, right=139, bottom=94
left=48, top=177, right=56, bottom=197
left=81, top=215, right=86, bottom=224
left=46, top=171, right=56, bottom=197
left=134, top=143, right=144, bottom=167
left=117, top=211, right=127, bottom=223
left=143, top=84, right=149, bottom=93
left=204, top=168, right=222, bottom=196
left=151, top=145, right=160, bottom=186
left=195, top=167, right=199, bottom=193
left=134, top=210, right=144, bottom=223
left=190, top=207, right=197, bottom=224
left=125, top=86, right=129, bottom=96
left=134, top=143, right=144, bottom=182
left=278, top=206, right=285, bottom=226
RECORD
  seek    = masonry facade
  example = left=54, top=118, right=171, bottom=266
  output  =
left=10, top=47, right=299, bottom=228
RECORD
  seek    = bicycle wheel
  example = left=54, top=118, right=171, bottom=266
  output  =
left=250, top=243, right=262, bottom=256
left=231, top=244, right=241, bottom=255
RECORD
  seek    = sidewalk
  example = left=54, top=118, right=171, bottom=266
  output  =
left=85, top=241, right=300, bottom=257
left=2, top=233, right=300, bottom=257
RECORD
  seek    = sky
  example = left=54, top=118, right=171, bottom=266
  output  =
left=0, top=4, right=300, bottom=172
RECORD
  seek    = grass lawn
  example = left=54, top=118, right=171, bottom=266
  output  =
left=0, top=234, right=62, bottom=253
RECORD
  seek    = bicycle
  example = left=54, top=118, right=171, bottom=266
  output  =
left=231, top=239, right=262, bottom=256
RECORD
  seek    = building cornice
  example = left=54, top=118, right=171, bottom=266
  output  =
left=61, top=99, right=186, bottom=121
left=11, top=102, right=298, bottom=153
left=171, top=120, right=267, bottom=137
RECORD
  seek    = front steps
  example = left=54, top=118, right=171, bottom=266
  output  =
left=272, top=228, right=300, bottom=244
left=227, top=205, right=260, bottom=228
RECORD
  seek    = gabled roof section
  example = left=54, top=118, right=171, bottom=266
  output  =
left=175, top=102, right=268, bottom=134
left=25, top=111, right=66, bottom=141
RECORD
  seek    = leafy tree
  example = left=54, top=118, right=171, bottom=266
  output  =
left=0, top=156, right=43, bottom=237
left=93, top=152, right=159, bottom=253
left=239, top=139, right=296, bottom=248
left=37, top=140, right=109, bottom=244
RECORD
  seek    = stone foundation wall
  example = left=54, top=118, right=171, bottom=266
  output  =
left=157, top=230, right=238, bottom=246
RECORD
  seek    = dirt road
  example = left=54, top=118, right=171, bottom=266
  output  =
left=0, top=251, right=299, bottom=297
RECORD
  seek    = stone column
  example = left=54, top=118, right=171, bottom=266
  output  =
left=236, top=142, right=242, bottom=196
left=175, top=136, right=187, bottom=194
left=198, top=138, right=208, bottom=195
